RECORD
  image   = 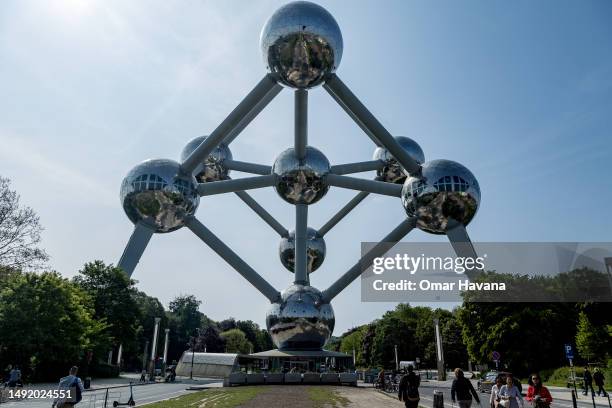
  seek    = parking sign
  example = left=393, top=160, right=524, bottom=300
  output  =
left=564, top=344, right=574, bottom=360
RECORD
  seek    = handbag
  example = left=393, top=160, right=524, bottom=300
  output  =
left=499, top=399, right=510, bottom=408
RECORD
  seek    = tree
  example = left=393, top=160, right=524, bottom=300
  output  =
left=0, top=176, right=48, bottom=270
left=0, top=271, right=106, bottom=380
left=575, top=311, right=606, bottom=362
left=221, top=329, right=252, bottom=354
left=73, top=261, right=141, bottom=363
left=339, top=327, right=366, bottom=367
left=131, top=291, right=167, bottom=370
left=196, top=325, right=225, bottom=353
left=167, top=295, right=202, bottom=361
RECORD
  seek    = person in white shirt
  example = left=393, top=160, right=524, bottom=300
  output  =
left=490, top=375, right=505, bottom=408
left=52, top=366, right=84, bottom=408
left=500, top=375, right=524, bottom=408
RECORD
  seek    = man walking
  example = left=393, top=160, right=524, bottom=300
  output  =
left=583, top=367, right=595, bottom=396
left=52, top=366, right=84, bottom=407
left=398, top=365, right=421, bottom=408
left=593, top=368, right=608, bottom=397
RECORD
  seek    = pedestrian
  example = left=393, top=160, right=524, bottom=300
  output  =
left=490, top=375, right=505, bottom=408
left=525, top=373, right=552, bottom=408
left=7, top=365, right=21, bottom=388
left=499, top=375, right=524, bottom=408
left=398, top=365, right=421, bottom=408
left=593, top=368, right=607, bottom=397
left=377, top=368, right=386, bottom=389
left=139, top=369, right=147, bottom=382
left=52, top=366, right=84, bottom=408
left=583, top=367, right=595, bottom=396
left=451, top=368, right=481, bottom=408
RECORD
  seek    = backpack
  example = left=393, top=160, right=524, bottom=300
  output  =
left=72, top=378, right=82, bottom=403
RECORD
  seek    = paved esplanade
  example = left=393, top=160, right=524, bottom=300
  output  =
left=116, top=0, right=482, bottom=352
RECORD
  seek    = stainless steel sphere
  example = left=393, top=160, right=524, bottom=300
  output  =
left=279, top=227, right=326, bottom=273
left=266, top=284, right=335, bottom=350
left=120, top=159, right=199, bottom=233
left=260, top=1, right=343, bottom=89
left=272, top=146, right=330, bottom=205
left=373, top=136, right=425, bottom=184
left=180, top=136, right=232, bottom=183
left=401, top=159, right=480, bottom=234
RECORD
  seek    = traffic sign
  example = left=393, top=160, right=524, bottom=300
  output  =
left=492, top=351, right=501, bottom=361
left=564, top=344, right=574, bottom=360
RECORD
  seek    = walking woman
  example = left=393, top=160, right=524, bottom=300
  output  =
left=398, top=365, right=421, bottom=408
left=451, top=368, right=481, bottom=408
left=526, top=373, right=553, bottom=408
left=500, top=375, right=524, bottom=408
left=490, top=375, right=505, bottom=408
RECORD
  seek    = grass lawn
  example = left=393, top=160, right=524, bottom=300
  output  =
left=308, top=386, right=350, bottom=408
left=144, top=386, right=265, bottom=408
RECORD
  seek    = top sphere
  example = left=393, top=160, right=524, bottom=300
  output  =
left=260, top=1, right=343, bottom=89
left=120, top=159, right=200, bottom=233
left=180, top=136, right=232, bottom=183
left=373, top=136, right=425, bottom=184
left=401, top=159, right=480, bottom=234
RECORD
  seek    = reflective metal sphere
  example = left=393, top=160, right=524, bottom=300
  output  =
left=266, top=284, right=335, bottom=350
left=260, top=1, right=343, bottom=89
left=373, top=136, right=425, bottom=184
left=180, top=136, right=232, bottom=183
left=279, top=227, right=326, bottom=273
left=401, top=159, right=480, bottom=234
left=120, top=159, right=199, bottom=233
left=273, top=146, right=330, bottom=205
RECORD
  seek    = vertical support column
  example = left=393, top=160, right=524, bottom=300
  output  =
left=116, top=344, right=123, bottom=367
left=434, top=318, right=446, bottom=381
left=295, top=89, right=308, bottom=159
left=162, top=328, right=170, bottom=364
left=294, top=204, right=309, bottom=285
left=150, top=317, right=161, bottom=378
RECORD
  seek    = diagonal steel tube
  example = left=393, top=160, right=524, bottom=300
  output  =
left=318, top=191, right=370, bottom=237
left=223, top=159, right=271, bottom=175
left=185, top=216, right=281, bottom=303
left=197, top=174, right=276, bottom=196
left=118, top=222, right=155, bottom=277
left=322, top=217, right=417, bottom=302
left=330, top=160, right=385, bottom=175
left=295, top=89, right=308, bottom=160
left=224, top=83, right=282, bottom=145
left=324, top=74, right=421, bottom=175
left=327, top=174, right=402, bottom=197
left=294, top=204, right=309, bottom=285
left=235, top=191, right=288, bottom=237
left=446, top=218, right=482, bottom=280
left=181, top=74, right=282, bottom=173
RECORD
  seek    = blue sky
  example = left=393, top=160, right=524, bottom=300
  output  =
left=1, top=0, right=611, bottom=334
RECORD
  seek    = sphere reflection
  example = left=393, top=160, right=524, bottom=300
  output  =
left=180, top=136, right=232, bottom=183
left=120, top=159, right=199, bottom=233
left=401, top=159, right=480, bottom=234
left=373, top=136, right=425, bottom=184
left=279, top=227, right=326, bottom=273
left=273, top=146, right=330, bottom=205
left=260, top=1, right=343, bottom=89
left=266, top=284, right=335, bottom=350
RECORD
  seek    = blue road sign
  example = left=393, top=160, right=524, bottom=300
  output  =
left=564, top=344, right=574, bottom=360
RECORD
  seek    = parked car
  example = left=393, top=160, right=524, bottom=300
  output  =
left=477, top=371, right=522, bottom=394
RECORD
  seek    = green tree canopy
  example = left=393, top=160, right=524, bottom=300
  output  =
left=221, top=329, right=252, bottom=354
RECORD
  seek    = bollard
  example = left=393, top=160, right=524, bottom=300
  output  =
left=571, top=390, right=578, bottom=408
left=103, top=388, right=109, bottom=408
left=592, top=390, right=596, bottom=408
left=434, top=390, right=444, bottom=408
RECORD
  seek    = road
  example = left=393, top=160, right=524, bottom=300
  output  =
left=384, top=379, right=611, bottom=408
left=0, top=378, right=222, bottom=407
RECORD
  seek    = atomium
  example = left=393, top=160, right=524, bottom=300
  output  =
left=180, top=136, right=232, bottom=183
left=272, top=146, right=330, bottom=205
left=373, top=136, right=425, bottom=184
left=401, top=159, right=480, bottom=234
left=116, top=1, right=482, bottom=353
left=266, top=284, right=335, bottom=350
left=279, top=227, right=326, bottom=273
left=120, top=159, right=199, bottom=233
left=260, top=1, right=343, bottom=89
